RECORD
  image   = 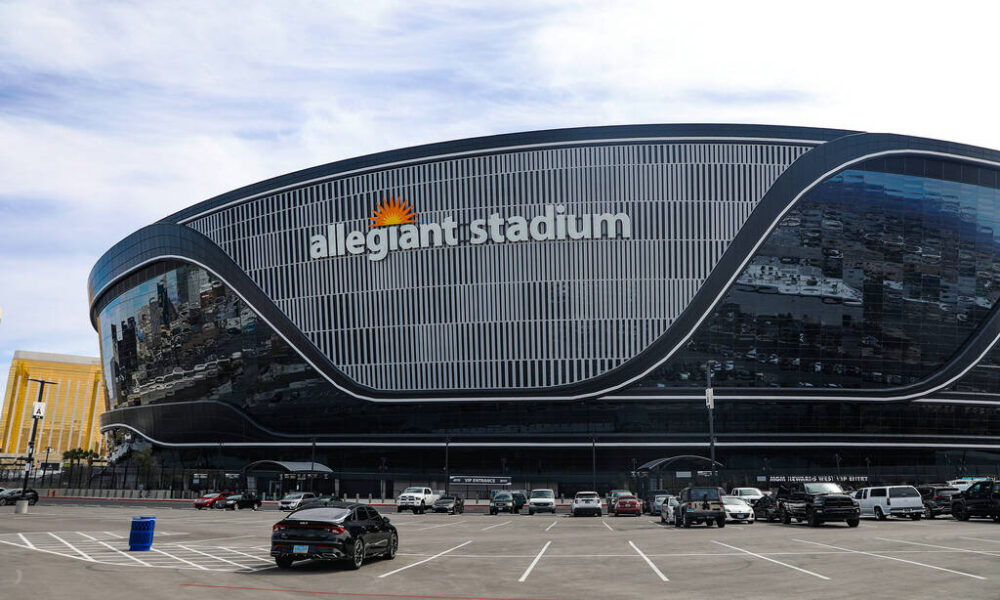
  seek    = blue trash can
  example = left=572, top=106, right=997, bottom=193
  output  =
left=128, top=516, right=156, bottom=551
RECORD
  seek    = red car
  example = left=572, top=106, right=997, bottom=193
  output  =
left=614, top=495, right=642, bottom=516
left=193, top=491, right=232, bottom=509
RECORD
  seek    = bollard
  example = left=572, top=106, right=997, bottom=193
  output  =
left=14, top=500, right=29, bottom=514
left=128, top=516, right=156, bottom=551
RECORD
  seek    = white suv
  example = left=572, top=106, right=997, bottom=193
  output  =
left=572, top=491, right=603, bottom=517
left=528, top=489, right=557, bottom=515
left=278, top=491, right=315, bottom=511
left=854, top=485, right=923, bottom=520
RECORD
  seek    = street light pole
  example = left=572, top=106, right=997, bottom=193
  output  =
left=444, top=437, right=450, bottom=495
left=42, top=446, right=53, bottom=485
left=705, top=362, right=718, bottom=485
left=22, top=379, right=57, bottom=500
left=591, top=436, right=597, bottom=491
left=310, top=439, right=316, bottom=493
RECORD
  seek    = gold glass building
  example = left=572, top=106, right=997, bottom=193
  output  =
left=0, top=351, right=106, bottom=460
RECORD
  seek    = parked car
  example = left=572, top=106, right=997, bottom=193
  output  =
left=674, top=486, right=727, bottom=528
left=432, top=495, right=464, bottom=514
left=951, top=478, right=1000, bottom=522
left=778, top=482, right=860, bottom=527
left=490, top=492, right=519, bottom=515
left=641, top=489, right=670, bottom=514
left=722, top=495, right=755, bottom=523
left=271, top=502, right=397, bottom=570
left=606, top=489, right=632, bottom=516
left=613, top=494, right=641, bottom=516
left=652, top=494, right=676, bottom=517
left=397, top=487, right=440, bottom=514
left=278, top=491, right=317, bottom=511
left=0, top=488, right=38, bottom=505
left=916, top=485, right=959, bottom=519
left=947, top=478, right=990, bottom=492
left=753, top=492, right=782, bottom=522
left=854, top=486, right=923, bottom=520
left=527, top=489, right=557, bottom=515
left=223, top=493, right=262, bottom=510
left=729, top=487, right=765, bottom=505
left=297, top=495, right=342, bottom=510
left=193, top=491, right=230, bottom=510
left=572, top=491, right=603, bottom=517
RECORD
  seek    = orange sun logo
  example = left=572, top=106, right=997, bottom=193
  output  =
left=369, top=197, right=418, bottom=228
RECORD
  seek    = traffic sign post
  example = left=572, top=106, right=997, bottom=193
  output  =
left=17, top=379, right=57, bottom=514
left=705, top=364, right=717, bottom=485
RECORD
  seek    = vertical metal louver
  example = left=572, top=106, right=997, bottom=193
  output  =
left=186, top=142, right=810, bottom=391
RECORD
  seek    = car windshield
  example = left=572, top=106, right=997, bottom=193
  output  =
left=228, top=495, right=242, bottom=500
left=200, top=493, right=219, bottom=498
left=654, top=495, right=668, bottom=502
left=285, top=507, right=351, bottom=522
left=688, top=488, right=720, bottom=500
left=531, top=490, right=554, bottom=498
left=722, top=496, right=749, bottom=506
left=734, top=488, right=761, bottom=495
left=438, top=496, right=455, bottom=501
left=804, top=483, right=844, bottom=495
left=403, top=487, right=424, bottom=493
left=283, top=493, right=304, bottom=499
left=936, top=488, right=958, bottom=496
left=618, top=495, right=636, bottom=501
left=494, top=493, right=512, bottom=501
left=889, top=486, right=920, bottom=498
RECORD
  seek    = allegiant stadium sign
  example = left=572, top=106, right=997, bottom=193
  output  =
left=309, top=199, right=633, bottom=262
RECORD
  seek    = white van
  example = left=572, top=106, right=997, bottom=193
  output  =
left=854, top=485, right=923, bottom=520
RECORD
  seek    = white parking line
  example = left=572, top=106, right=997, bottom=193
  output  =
left=76, top=532, right=98, bottom=541
left=628, top=541, right=668, bottom=582
left=545, top=520, right=557, bottom=532
left=104, top=531, right=124, bottom=539
left=962, top=537, right=1000, bottom=545
left=518, top=541, right=551, bottom=582
left=602, top=520, right=614, bottom=532
left=877, top=537, right=1000, bottom=558
left=175, top=544, right=250, bottom=569
left=0, top=539, right=81, bottom=562
left=17, top=533, right=35, bottom=549
left=378, top=540, right=472, bottom=578
left=97, top=540, right=152, bottom=566
left=794, top=539, right=986, bottom=580
left=220, top=546, right=273, bottom=562
left=481, top=521, right=511, bottom=531
left=150, top=547, right=211, bottom=570
left=712, top=540, right=829, bottom=580
left=46, top=532, right=95, bottom=562
left=418, top=520, right=467, bottom=531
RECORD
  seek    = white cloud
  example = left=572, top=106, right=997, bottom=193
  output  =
left=2, top=0, right=1000, bottom=405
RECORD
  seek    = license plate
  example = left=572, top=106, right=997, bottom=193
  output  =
left=737, top=513, right=747, bottom=518
left=293, top=545, right=308, bottom=554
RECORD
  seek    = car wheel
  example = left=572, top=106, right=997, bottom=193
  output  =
left=412, top=508, right=419, bottom=515
left=846, top=518, right=860, bottom=528
left=235, top=504, right=242, bottom=510
left=781, top=509, right=791, bottom=525
left=385, top=533, right=398, bottom=560
left=0, top=498, right=7, bottom=506
left=717, top=517, right=726, bottom=528
left=596, top=510, right=601, bottom=517
left=348, top=539, right=365, bottom=570
left=924, top=506, right=934, bottom=519
left=397, top=507, right=403, bottom=513
left=528, top=509, right=534, bottom=516
left=874, top=506, right=887, bottom=521
left=683, top=514, right=692, bottom=528
left=955, top=506, right=970, bottom=521
left=275, top=556, right=294, bottom=569
left=419, top=503, right=426, bottom=514
left=807, top=510, right=819, bottom=527
left=992, top=514, right=1000, bottom=523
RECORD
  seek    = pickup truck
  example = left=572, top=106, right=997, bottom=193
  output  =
left=951, top=478, right=1000, bottom=522
left=397, top=487, right=440, bottom=514
left=778, top=481, right=860, bottom=527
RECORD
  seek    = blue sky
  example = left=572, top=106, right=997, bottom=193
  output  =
left=3, top=0, right=1000, bottom=404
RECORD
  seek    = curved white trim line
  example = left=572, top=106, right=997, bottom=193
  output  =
left=174, top=135, right=825, bottom=224
left=94, top=149, right=1000, bottom=404
left=101, top=423, right=1000, bottom=449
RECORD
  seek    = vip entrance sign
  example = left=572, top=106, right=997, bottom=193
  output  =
left=309, top=200, right=633, bottom=262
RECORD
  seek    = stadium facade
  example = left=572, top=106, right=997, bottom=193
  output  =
left=89, top=125, right=1000, bottom=490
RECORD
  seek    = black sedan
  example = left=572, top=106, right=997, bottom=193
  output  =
left=0, top=488, right=38, bottom=506
left=753, top=492, right=781, bottom=522
left=271, top=503, right=398, bottom=570
left=223, top=493, right=262, bottom=510
left=433, top=495, right=464, bottom=514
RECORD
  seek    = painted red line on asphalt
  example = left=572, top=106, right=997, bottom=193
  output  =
left=181, top=583, right=565, bottom=600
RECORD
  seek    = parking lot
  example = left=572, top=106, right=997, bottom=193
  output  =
left=2, top=502, right=999, bottom=599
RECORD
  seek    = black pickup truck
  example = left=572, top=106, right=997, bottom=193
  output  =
left=951, top=479, right=1000, bottom=522
left=778, top=482, right=860, bottom=527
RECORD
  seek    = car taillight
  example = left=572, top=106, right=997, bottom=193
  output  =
left=273, top=523, right=287, bottom=532
left=932, top=496, right=942, bottom=501
left=324, top=525, right=345, bottom=535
